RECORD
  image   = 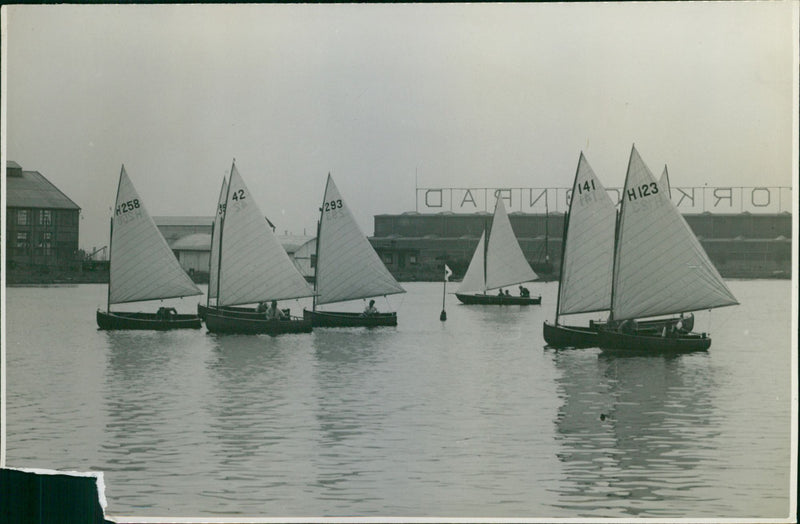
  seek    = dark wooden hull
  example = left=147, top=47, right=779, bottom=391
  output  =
left=542, top=321, right=599, bottom=348
left=197, top=303, right=262, bottom=320
left=303, top=309, right=398, bottom=327
left=204, top=309, right=312, bottom=335
left=96, top=310, right=202, bottom=330
left=597, top=327, right=711, bottom=353
left=455, top=293, right=541, bottom=305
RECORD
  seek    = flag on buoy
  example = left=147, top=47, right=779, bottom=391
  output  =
left=441, top=264, right=452, bottom=321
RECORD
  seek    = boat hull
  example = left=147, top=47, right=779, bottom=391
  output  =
left=197, top=303, right=263, bottom=320
left=204, top=309, right=312, bottom=335
left=303, top=309, right=398, bottom=327
left=542, top=321, right=598, bottom=348
left=96, top=310, right=202, bottom=330
left=456, top=293, right=541, bottom=305
left=597, top=327, right=711, bottom=353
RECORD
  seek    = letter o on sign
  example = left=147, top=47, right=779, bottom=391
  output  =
left=751, top=187, right=771, bottom=207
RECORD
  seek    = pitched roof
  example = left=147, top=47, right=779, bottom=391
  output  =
left=5, top=166, right=80, bottom=210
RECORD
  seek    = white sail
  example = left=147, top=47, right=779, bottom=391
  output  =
left=208, top=176, right=227, bottom=301
left=109, top=166, right=201, bottom=305
left=557, top=153, right=617, bottom=317
left=315, top=175, right=405, bottom=305
left=457, top=199, right=537, bottom=294
left=610, top=146, right=738, bottom=320
left=485, top=199, right=538, bottom=290
left=217, top=163, right=314, bottom=306
left=457, top=231, right=487, bottom=294
left=659, top=165, right=671, bottom=199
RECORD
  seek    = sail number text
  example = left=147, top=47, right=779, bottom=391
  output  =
left=626, top=183, right=659, bottom=202
left=116, top=199, right=140, bottom=215
left=576, top=180, right=596, bottom=195
left=324, top=199, right=343, bottom=212
left=230, top=189, right=246, bottom=201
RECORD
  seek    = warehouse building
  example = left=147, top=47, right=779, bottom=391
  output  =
left=367, top=211, right=792, bottom=281
left=5, top=161, right=81, bottom=270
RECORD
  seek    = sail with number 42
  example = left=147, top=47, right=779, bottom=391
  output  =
left=216, top=163, right=314, bottom=307
left=315, top=174, right=405, bottom=305
left=610, top=146, right=738, bottom=321
left=109, top=165, right=202, bottom=305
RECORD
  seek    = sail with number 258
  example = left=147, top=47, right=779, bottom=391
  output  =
left=97, top=165, right=202, bottom=330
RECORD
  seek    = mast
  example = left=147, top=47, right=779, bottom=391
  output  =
left=554, top=156, right=583, bottom=325
left=609, top=147, right=635, bottom=322
left=206, top=221, right=215, bottom=308
left=215, top=161, right=234, bottom=307
left=313, top=217, right=321, bottom=311
left=106, top=217, right=113, bottom=313
left=482, top=213, right=489, bottom=293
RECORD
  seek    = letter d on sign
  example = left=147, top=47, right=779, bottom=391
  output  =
left=425, top=189, right=443, bottom=208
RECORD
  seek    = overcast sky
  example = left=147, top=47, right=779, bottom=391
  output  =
left=4, top=2, right=797, bottom=251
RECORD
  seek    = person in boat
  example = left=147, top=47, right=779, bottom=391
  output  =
left=498, top=288, right=504, bottom=296
left=504, top=290, right=511, bottom=297
left=618, top=318, right=637, bottom=334
left=265, top=300, right=286, bottom=320
left=257, top=301, right=268, bottom=314
left=519, top=285, right=530, bottom=297
left=362, top=299, right=378, bottom=316
left=156, top=306, right=177, bottom=321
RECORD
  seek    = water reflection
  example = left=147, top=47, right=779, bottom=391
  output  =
left=309, top=329, right=394, bottom=505
left=550, top=348, right=715, bottom=517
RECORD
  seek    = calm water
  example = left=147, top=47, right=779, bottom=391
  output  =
left=4, top=280, right=794, bottom=519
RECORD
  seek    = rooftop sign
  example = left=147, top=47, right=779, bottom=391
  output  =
left=415, top=186, right=792, bottom=214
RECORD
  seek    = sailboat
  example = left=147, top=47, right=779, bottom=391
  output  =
left=303, top=174, right=405, bottom=327
left=542, top=153, right=617, bottom=347
left=597, top=145, right=738, bottom=352
left=455, top=197, right=541, bottom=305
left=203, top=162, right=316, bottom=335
left=97, top=165, right=203, bottom=330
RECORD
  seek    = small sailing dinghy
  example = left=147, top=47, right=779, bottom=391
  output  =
left=303, top=174, right=405, bottom=327
left=597, top=146, right=738, bottom=353
left=97, top=165, right=203, bottom=330
left=203, top=162, right=315, bottom=335
left=543, top=153, right=617, bottom=347
left=455, top=197, right=541, bottom=305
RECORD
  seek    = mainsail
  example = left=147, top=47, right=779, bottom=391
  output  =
left=457, top=198, right=537, bottom=294
left=217, top=163, right=314, bottom=306
left=557, top=153, right=617, bottom=318
left=610, top=146, right=738, bottom=320
left=208, top=176, right=227, bottom=301
left=315, top=174, right=405, bottom=305
left=109, top=165, right=201, bottom=305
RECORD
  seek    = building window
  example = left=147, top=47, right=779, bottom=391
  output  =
left=17, top=209, right=29, bottom=225
left=409, top=254, right=417, bottom=265
left=40, top=232, right=52, bottom=256
left=16, top=232, right=28, bottom=253
left=39, top=209, right=53, bottom=226
left=383, top=253, right=393, bottom=265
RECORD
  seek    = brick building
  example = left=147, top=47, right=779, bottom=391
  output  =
left=5, top=161, right=81, bottom=270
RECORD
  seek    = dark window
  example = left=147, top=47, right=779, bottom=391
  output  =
left=41, top=232, right=53, bottom=255
left=16, top=209, right=29, bottom=226
left=39, top=209, right=52, bottom=226
left=16, top=232, right=28, bottom=253
left=382, top=253, right=393, bottom=265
